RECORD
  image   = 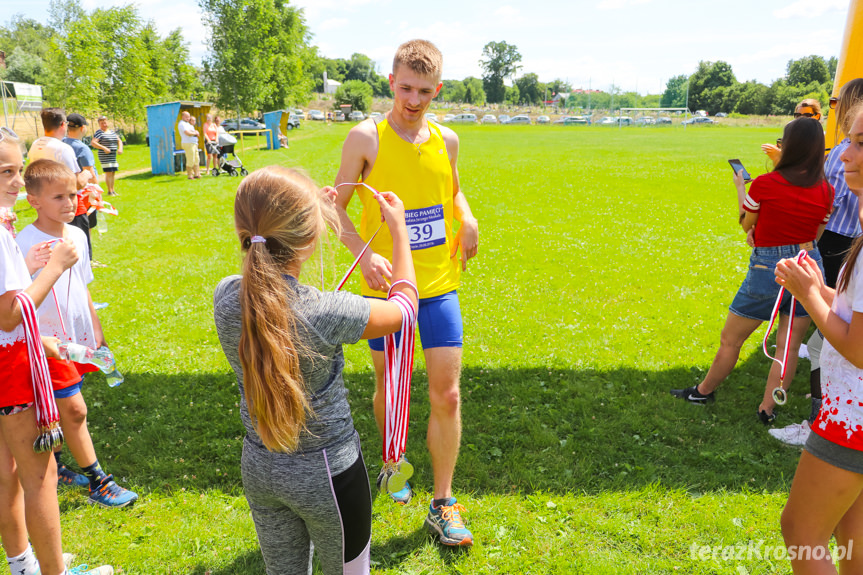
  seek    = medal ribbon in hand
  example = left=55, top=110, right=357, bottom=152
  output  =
left=16, top=292, right=64, bottom=452
left=334, top=182, right=384, bottom=291
left=763, top=249, right=807, bottom=405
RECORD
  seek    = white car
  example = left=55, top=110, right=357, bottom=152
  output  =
left=481, top=114, right=497, bottom=124
left=498, top=114, right=511, bottom=123
left=505, top=115, right=531, bottom=125
left=424, top=112, right=439, bottom=122
left=537, top=115, right=550, bottom=124
left=308, top=110, right=325, bottom=121
left=442, top=114, right=456, bottom=123
left=450, top=113, right=478, bottom=124
left=349, top=111, right=365, bottom=121
left=369, top=112, right=382, bottom=119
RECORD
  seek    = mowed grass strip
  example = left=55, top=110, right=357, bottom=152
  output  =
left=17, top=121, right=808, bottom=574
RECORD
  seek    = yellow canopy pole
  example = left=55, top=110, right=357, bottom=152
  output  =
left=825, top=0, right=863, bottom=150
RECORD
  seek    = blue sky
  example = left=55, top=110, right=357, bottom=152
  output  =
left=0, top=0, right=852, bottom=94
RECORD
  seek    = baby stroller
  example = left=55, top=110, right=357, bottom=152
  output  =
left=211, top=132, right=248, bottom=177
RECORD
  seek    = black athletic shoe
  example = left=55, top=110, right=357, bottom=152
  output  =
left=670, top=385, right=715, bottom=404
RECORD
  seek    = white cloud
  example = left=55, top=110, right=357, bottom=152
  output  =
left=774, top=0, right=846, bottom=19
left=495, top=6, right=520, bottom=18
left=319, top=18, right=349, bottom=31
left=597, top=0, right=650, bottom=11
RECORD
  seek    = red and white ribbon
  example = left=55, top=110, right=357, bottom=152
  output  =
left=382, top=280, right=418, bottom=463
left=15, top=293, right=62, bottom=441
left=762, top=249, right=808, bottom=385
left=334, top=182, right=383, bottom=291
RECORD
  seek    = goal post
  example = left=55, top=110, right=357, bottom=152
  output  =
left=617, top=107, right=692, bottom=128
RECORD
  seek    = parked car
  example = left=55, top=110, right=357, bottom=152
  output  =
left=442, top=114, right=456, bottom=123
left=536, top=115, right=550, bottom=124
left=715, top=112, right=728, bottom=118
left=349, top=111, right=365, bottom=121
left=450, top=113, right=478, bottom=124
left=683, top=116, right=716, bottom=125
left=424, top=112, right=438, bottom=122
left=222, top=118, right=266, bottom=132
left=498, top=114, right=511, bottom=124
left=656, top=117, right=672, bottom=125
left=599, top=116, right=631, bottom=126
left=369, top=112, right=383, bottom=119
left=334, top=111, right=345, bottom=121
left=634, top=117, right=656, bottom=125
left=505, top=115, right=531, bottom=124
left=292, top=109, right=305, bottom=119
left=286, top=114, right=301, bottom=130
left=481, top=114, right=497, bottom=124
left=308, top=109, right=325, bottom=121
left=563, top=116, right=589, bottom=125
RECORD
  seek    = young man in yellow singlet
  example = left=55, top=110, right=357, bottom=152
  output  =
left=334, top=39, right=479, bottom=547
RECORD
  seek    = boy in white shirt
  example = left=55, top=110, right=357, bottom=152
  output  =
left=18, top=159, right=137, bottom=508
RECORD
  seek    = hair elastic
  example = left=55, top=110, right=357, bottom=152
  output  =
left=250, top=235, right=266, bottom=244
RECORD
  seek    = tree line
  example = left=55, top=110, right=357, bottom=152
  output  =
left=661, top=55, right=838, bottom=115
left=0, top=1, right=838, bottom=122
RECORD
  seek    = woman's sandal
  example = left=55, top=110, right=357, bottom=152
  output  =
left=757, top=410, right=776, bottom=425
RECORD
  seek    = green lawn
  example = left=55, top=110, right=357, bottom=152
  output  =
left=13, top=121, right=814, bottom=574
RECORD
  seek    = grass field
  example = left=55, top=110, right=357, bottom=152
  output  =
left=12, top=121, right=818, bottom=574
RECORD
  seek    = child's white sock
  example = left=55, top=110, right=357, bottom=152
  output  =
left=6, top=544, right=39, bottom=575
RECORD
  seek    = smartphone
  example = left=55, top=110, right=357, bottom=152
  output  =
left=728, top=159, right=751, bottom=182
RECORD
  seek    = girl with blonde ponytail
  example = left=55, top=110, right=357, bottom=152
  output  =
left=214, top=166, right=416, bottom=575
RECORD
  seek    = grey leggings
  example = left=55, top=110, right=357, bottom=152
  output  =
left=241, top=433, right=372, bottom=575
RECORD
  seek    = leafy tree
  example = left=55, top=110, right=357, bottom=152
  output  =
left=344, top=52, right=375, bottom=82
left=515, top=73, right=543, bottom=105
left=733, top=81, right=770, bottom=115
left=44, top=1, right=104, bottom=115
left=547, top=78, right=571, bottom=97
left=786, top=55, right=830, bottom=86
left=504, top=83, right=519, bottom=105
left=828, top=56, right=838, bottom=82
left=201, top=0, right=313, bottom=116
left=661, top=75, right=688, bottom=108
left=687, top=60, right=736, bottom=113
left=4, top=47, right=46, bottom=84
left=440, top=79, right=465, bottom=103
left=371, top=75, right=391, bottom=98
left=462, top=76, right=485, bottom=105
left=335, top=80, right=372, bottom=112
left=162, top=29, right=201, bottom=100
left=479, top=41, right=521, bottom=103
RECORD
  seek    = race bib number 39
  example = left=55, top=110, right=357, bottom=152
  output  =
left=405, top=204, right=446, bottom=250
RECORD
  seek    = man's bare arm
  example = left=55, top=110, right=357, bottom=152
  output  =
left=334, top=121, right=392, bottom=291
left=442, top=127, right=478, bottom=269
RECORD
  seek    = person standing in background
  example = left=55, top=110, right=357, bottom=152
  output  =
left=90, top=116, right=123, bottom=196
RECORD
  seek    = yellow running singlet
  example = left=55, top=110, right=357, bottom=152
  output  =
left=359, top=118, right=460, bottom=298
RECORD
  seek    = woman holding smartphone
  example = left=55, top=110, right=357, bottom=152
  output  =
left=671, top=117, right=834, bottom=424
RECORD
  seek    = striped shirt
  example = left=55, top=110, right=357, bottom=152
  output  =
left=824, top=139, right=860, bottom=238
left=92, top=129, right=121, bottom=170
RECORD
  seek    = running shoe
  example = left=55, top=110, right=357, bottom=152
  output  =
left=87, top=475, right=138, bottom=508
left=670, top=385, right=715, bottom=404
left=425, top=497, right=473, bottom=547
left=67, top=565, right=114, bottom=575
left=58, top=465, right=89, bottom=489
left=768, top=421, right=810, bottom=446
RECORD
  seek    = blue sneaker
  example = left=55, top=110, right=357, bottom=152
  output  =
left=425, top=497, right=473, bottom=547
left=58, top=465, right=89, bottom=489
left=87, top=475, right=138, bottom=508
left=68, top=565, right=114, bottom=575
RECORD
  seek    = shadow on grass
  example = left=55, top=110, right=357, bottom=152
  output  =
left=187, top=549, right=265, bottom=575
left=79, top=346, right=806, bottom=502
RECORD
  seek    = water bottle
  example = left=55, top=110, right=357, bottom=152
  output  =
left=96, top=346, right=124, bottom=387
left=96, top=213, right=107, bottom=235
left=58, top=343, right=124, bottom=387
